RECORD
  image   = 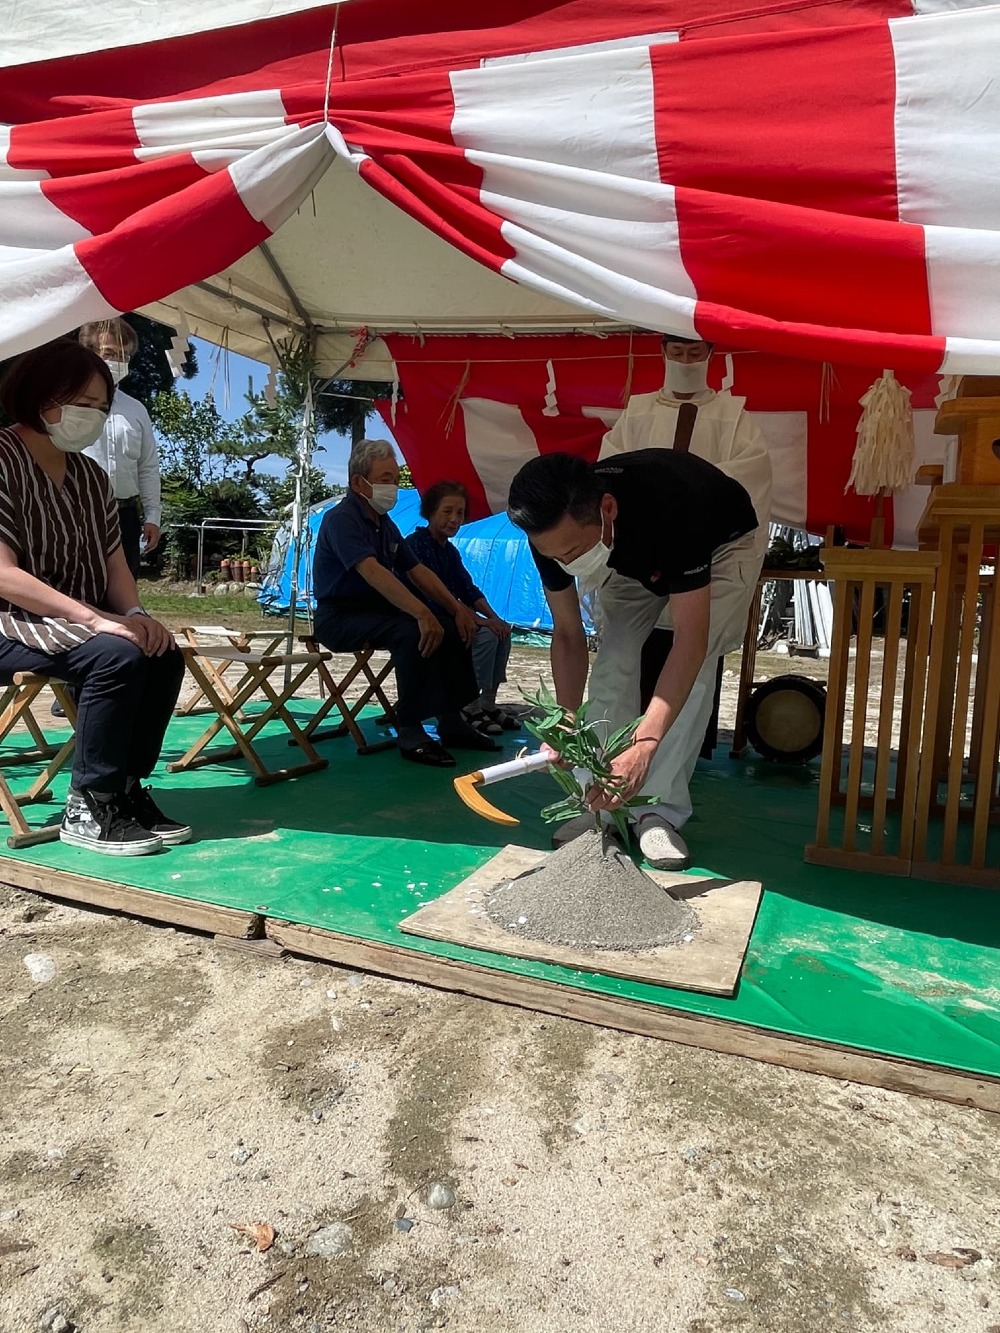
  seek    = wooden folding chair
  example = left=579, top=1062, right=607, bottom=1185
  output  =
left=0, top=673, right=78, bottom=848
left=176, top=626, right=289, bottom=716
left=168, top=645, right=330, bottom=786
left=294, top=636, right=397, bottom=756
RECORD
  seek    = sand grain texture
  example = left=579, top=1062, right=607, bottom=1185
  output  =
left=486, top=829, right=699, bottom=951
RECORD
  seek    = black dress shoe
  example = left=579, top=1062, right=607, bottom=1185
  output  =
left=400, top=740, right=456, bottom=768
left=438, top=725, right=502, bottom=752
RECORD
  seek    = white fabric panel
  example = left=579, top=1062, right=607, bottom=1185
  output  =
left=746, top=412, right=809, bottom=528
left=582, top=406, right=624, bottom=429
left=484, top=31, right=678, bottom=66
left=923, top=223, right=1000, bottom=341
left=0, top=0, right=336, bottom=68
left=891, top=9, right=1000, bottom=228
left=939, top=338, right=1000, bottom=373
left=133, top=90, right=290, bottom=165
left=0, top=127, right=47, bottom=181
left=892, top=9, right=1000, bottom=369
left=452, top=46, right=664, bottom=183
left=452, top=46, right=697, bottom=337
left=0, top=180, right=90, bottom=247
left=891, top=408, right=947, bottom=548
left=910, top=0, right=1000, bottom=11
left=461, top=399, right=539, bottom=512
left=228, top=124, right=336, bottom=234
left=0, top=245, right=117, bottom=358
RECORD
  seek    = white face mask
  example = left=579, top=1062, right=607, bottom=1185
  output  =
left=558, top=514, right=613, bottom=580
left=664, top=357, right=710, bottom=395
left=44, top=404, right=108, bottom=453
left=104, top=359, right=130, bottom=385
left=364, top=480, right=399, bottom=515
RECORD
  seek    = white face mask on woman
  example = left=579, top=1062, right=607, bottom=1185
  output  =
left=558, top=514, right=614, bottom=580
left=44, top=405, right=108, bottom=453
left=664, top=357, right=710, bottom=395
left=363, top=479, right=399, bottom=515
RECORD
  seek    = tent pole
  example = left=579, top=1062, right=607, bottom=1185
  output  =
left=286, top=345, right=317, bottom=688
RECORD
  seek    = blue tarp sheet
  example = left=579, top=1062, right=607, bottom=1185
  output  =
left=258, top=489, right=589, bottom=633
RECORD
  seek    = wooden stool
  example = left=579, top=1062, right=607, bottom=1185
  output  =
left=0, top=672, right=78, bottom=848
left=295, top=637, right=397, bottom=756
left=168, top=646, right=329, bottom=785
left=176, top=626, right=288, bottom=716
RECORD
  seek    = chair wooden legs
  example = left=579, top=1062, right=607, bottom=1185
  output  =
left=168, top=650, right=329, bottom=785
left=0, top=676, right=78, bottom=848
left=295, top=641, right=397, bottom=756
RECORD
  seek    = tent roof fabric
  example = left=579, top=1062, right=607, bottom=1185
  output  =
left=2, top=0, right=1000, bottom=376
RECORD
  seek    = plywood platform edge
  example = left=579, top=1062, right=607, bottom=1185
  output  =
left=265, top=918, right=1000, bottom=1115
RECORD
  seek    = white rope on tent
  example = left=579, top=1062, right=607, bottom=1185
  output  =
left=322, top=3, right=344, bottom=125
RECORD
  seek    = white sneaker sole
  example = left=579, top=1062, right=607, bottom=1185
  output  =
left=154, top=827, right=192, bottom=846
left=59, top=828, right=163, bottom=856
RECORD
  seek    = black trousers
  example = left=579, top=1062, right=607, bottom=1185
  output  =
left=0, top=633, right=184, bottom=793
left=314, top=601, right=478, bottom=728
left=118, top=499, right=142, bottom=579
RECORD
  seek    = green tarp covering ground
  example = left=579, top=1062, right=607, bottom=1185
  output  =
left=4, top=703, right=1000, bottom=1078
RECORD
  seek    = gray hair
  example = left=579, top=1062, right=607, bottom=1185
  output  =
left=348, top=438, right=396, bottom=481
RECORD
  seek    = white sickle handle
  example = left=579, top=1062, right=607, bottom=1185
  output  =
left=475, top=751, right=550, bottom=786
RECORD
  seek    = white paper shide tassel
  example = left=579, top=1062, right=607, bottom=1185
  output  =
left=846, top=370, right=915, bottom=496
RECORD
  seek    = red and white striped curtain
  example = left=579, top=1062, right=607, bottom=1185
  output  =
left=378, top=333, right=948, bottom=546
left=1, top=2, right=998, bottom=394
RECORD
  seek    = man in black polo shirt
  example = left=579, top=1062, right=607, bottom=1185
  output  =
left=313, top=440, right=500, bottom=767
left=507, top=448, right=761, bottom=868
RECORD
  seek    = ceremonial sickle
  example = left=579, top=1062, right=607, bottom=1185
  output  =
left=453, top=751, right=551, bottom=826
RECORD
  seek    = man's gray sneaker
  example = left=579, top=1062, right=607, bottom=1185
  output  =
left=60, top=788, right=163, bottom=857
left=636, top=813, right=691, bottom=870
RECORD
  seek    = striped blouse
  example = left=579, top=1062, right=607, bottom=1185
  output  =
left=0, top=426, right=121, bottom=652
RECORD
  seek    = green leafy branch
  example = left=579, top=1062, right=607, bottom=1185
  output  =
left=523, top=683, right=657, bottom=843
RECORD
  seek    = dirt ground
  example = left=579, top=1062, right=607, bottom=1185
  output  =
left=2, top=645, right=998, bottom=1333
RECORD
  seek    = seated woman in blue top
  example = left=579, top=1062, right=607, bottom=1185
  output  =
left=407, top=481, right=518, bottom=736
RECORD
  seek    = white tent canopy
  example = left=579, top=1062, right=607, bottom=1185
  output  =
left=142, top=156, right=621, bottom=381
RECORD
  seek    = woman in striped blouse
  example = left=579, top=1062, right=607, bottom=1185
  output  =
left=0, top=339, right=189, bottom=856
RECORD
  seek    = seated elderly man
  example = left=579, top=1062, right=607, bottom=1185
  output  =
left=312, top=440, right=500, bottom=768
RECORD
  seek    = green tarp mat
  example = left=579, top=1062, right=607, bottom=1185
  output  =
left=4, top=702, right=999, bottom=1079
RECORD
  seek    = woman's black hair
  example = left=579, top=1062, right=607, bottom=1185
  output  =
left=0, top=338, right=114, bottom=433
left=420, top=479, right=470, bottom=520
left=507, top=453, right=601, bottom=534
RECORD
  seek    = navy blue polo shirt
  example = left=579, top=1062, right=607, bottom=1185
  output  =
left=313, top=490, right=418, bottom=607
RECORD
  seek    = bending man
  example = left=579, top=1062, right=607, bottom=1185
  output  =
left=508, top=448, right=760, bottom=869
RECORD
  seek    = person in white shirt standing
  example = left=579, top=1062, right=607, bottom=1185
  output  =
left=598, top=333, right=773, bottom=774
left=600, top=334, right=772, bottom=551
left=77, top=319, right=162, bottom=579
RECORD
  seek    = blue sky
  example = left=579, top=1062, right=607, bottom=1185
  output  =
left=184, top=337, right=397, bottom=486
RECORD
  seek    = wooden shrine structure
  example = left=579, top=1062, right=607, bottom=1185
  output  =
left=807, top=379, right=1000, bottom=887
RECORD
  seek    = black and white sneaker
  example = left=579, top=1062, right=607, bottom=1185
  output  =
left=60, top=788, right=163, bottom=857
left=124, top=779, right=192, bottom=846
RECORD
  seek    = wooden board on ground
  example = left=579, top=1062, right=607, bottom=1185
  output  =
left=397, top=844, right=762, bottom=998
left=265, top=916, right=1000, bottom=1115
left=0, top=855, right=261, bottom=940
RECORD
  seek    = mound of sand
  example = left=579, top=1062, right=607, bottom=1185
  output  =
left=485, top=828, right=698, bottom=952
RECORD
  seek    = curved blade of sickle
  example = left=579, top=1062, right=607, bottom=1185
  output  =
left=452, top=772, right=520, bottom=826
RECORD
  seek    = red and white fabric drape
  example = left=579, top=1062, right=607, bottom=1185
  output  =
left=377, top=333, right=948, bottom=546
left=2, top=0, right=1000, bottom=370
